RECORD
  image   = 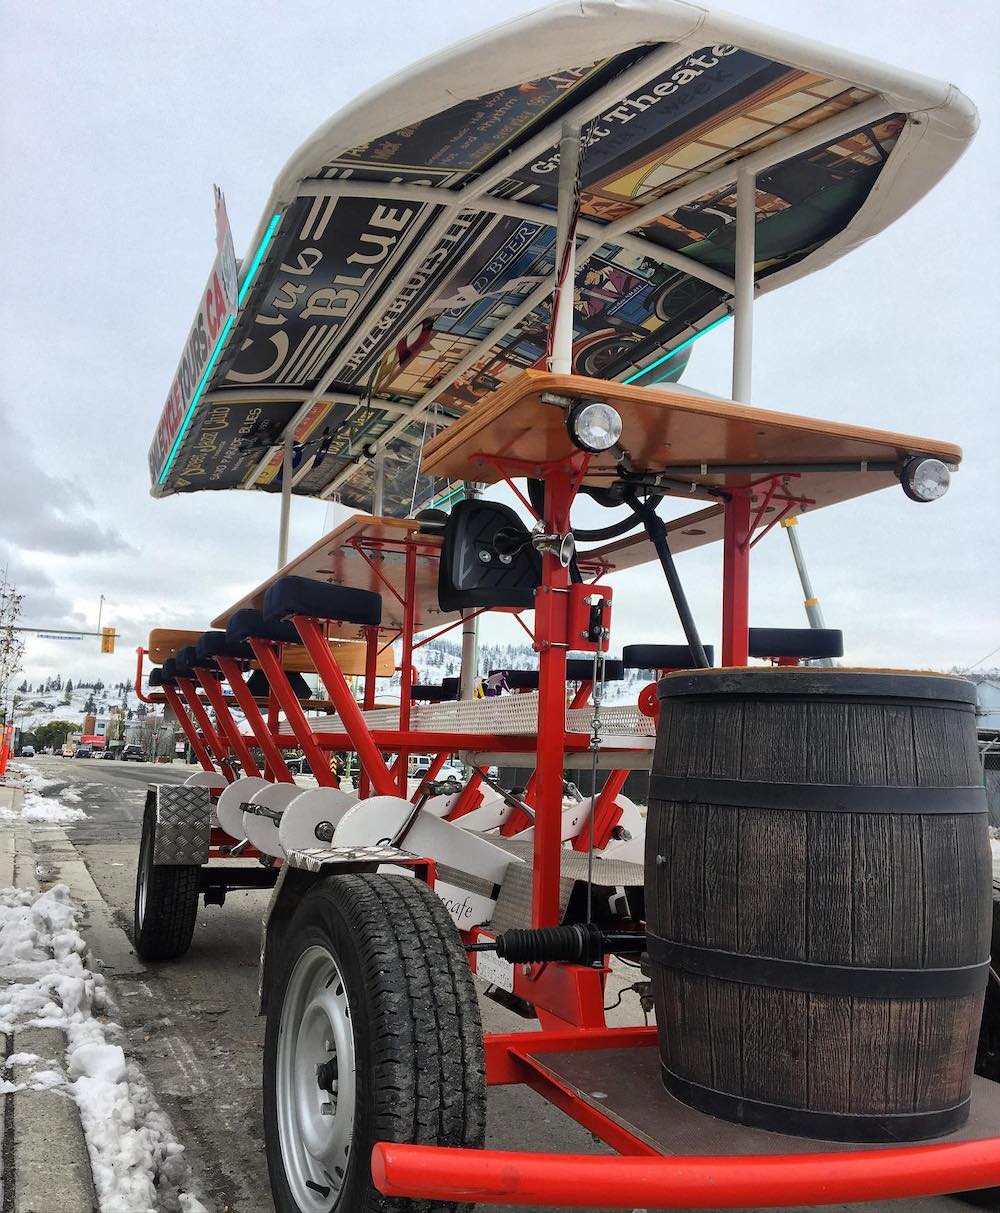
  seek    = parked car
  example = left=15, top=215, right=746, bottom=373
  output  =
left=100, top=748, right=117, bottom=760
left=19, top=745, right=35, bottom=758
left=74, top=746, right=92, bottom=758
left=120, top=745, right=145, bottom=762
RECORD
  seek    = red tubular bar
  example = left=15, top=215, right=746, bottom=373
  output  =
left=174, top=677, right=229, bottom=767
left=412, top=751, right=449, bottom=801
left=249, top=640, right=337, bottom=788
left=371, top=1139, right=1000, bottom=1207
left=721, top=489, right=751, bottom=666
left=290, top=615, right=397, bottom=796
left=135, top=647, right=154, bottom=704
left=195, top=668, right=262, bottom=777
left=397, top=545, right=417, bottom=794
left=216, top=656, right=293, bottom=782
left=571, top=767, right=628, bottom=852
left=161, top=685, right=216, bottom=772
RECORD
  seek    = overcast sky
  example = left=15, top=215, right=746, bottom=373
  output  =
left=1, top=0, right=997, bottom=687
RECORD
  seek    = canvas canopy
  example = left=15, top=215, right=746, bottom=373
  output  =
left=149, top=0, right=976, bottom=516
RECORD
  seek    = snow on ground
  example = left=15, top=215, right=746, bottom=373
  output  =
left=0, top=883, right=206, bottom=1213
left=1, top=762, right=88, bottom=824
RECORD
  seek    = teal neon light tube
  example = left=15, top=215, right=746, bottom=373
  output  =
left=622, top=314, right=730, bottom=385
left=157, top=314, right=235, bottom=485
left=238, top=213, right=283, bottom=305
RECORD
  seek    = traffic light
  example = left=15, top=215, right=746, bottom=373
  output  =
left=101, top=627, right=116, bottom=654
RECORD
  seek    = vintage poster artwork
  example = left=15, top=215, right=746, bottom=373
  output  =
left=154, top=37, right=908, bottom=511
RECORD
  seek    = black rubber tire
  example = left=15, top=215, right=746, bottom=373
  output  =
left=263, top=873, right=486, bottom=1213
left=132, top=797, right=200, bottom=961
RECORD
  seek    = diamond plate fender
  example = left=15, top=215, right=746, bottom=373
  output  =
left=149, top=784, right=211, bottom=866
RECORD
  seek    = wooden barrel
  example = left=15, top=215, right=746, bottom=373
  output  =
left=646, top=668, right=992, bottom=1142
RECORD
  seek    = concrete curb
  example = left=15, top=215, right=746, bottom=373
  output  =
left=7, top=1029, right=98, bottom=1213
left=0, top=817, right=99, bottom=1212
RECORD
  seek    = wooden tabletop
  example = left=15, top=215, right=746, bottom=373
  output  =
left=146, top=627, right=394, bottom=678
left=422, top=370, right=960, bottom=488
left=211, top=514, right=459, bottom=640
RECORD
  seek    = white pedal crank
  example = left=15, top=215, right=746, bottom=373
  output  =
left=277, top=787, right=358, bottom=853
left=216, top=776, right=270, bottom=841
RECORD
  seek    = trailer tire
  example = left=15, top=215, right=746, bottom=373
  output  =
left=264, top=872, right=485, bottom=1213
left=132, top=799, right=200, bottom=961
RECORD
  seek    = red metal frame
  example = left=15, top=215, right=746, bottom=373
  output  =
left=249, top=639, right=338, bottom=788
left=143, top=441, right=1000, bottom=1204
left=215, top=655, right=293, bottom=782
left=195, top=667, right=262, bottom=777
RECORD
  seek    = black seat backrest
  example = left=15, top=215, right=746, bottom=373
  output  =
left=438, top=499, right=541, bottom=613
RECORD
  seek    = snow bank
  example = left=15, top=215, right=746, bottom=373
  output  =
left=2, top=762, right=87, bottom=824
left=0, top=884, right=206, bottom=1213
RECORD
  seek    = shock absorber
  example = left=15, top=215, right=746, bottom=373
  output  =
left=467, top=924, right=644, bottom=966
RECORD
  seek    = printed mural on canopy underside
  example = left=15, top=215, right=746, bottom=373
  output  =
left=158, top=41, right=904, bottom=515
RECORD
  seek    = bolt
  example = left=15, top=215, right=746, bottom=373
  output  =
left=320, top=1102, right=334, bottom=1116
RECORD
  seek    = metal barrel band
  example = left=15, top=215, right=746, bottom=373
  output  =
left=646, top=934, right=991, bottom=998
left=657, top=692, right=978, bottom=713
left=659, top=1065, right=974, bottom=1144
left=648, top=775, right=987, bottom=815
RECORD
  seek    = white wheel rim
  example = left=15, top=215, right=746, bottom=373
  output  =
left=277, top=945, right=357, bottom=1210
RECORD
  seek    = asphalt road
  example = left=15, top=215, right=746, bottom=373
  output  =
left=23, top=755, right=979, bottom=1213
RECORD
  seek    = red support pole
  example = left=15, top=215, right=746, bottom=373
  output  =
left=397, top=545, right=418, bottom=795
left=721, top=490, right=751, bottom=667
left=195, top=669, right=262, bottom=777
left=216, top=656, right=292, bottom=782
left=175, top=677, right=229, bottom=766
left=359, top=626, right=380, bottom=798
left=531, top=471, right=577, bottom=929
left=288, top=617, right=397, bottom=796
left=250, top=641, right=337, bottom=788
left=162, top=685, right=216, bottom=772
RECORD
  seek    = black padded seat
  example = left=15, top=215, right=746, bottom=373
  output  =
left=411, top=683, right=457, bottom=703
left=748, top=627, right=843, bottom=660
left=442, top=676, right=460, bottom=696
left=263, top=575, right=382, bottom=628
left=148, top=667, right=174, bottom=688
left=489, top=658, right=623, bottom=690
left=489, top=668, right=538, bottom=690
left=245, top=668, right=312, bottom=700
left=226, top=608, right=299, bottom=647
left=174, top=646, right=200, bottom=677
left=566, top=656, right=623, bottom=682
left=196, top=630, right=254, bottom=663
left=622, top=643, right=715, bottom=670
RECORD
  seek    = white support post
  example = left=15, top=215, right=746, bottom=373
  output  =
left=549, top=124, right=581, bottom=375
left=732, top=168, right=756, bottom=404
left=277, top=433, right=293, bottom=569
left=372, top=446, right=386, bottom=516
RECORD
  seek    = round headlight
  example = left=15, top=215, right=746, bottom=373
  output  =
left=567, top=400, right=623, bottom=453
left=901, top=456, right=951, bottom=503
